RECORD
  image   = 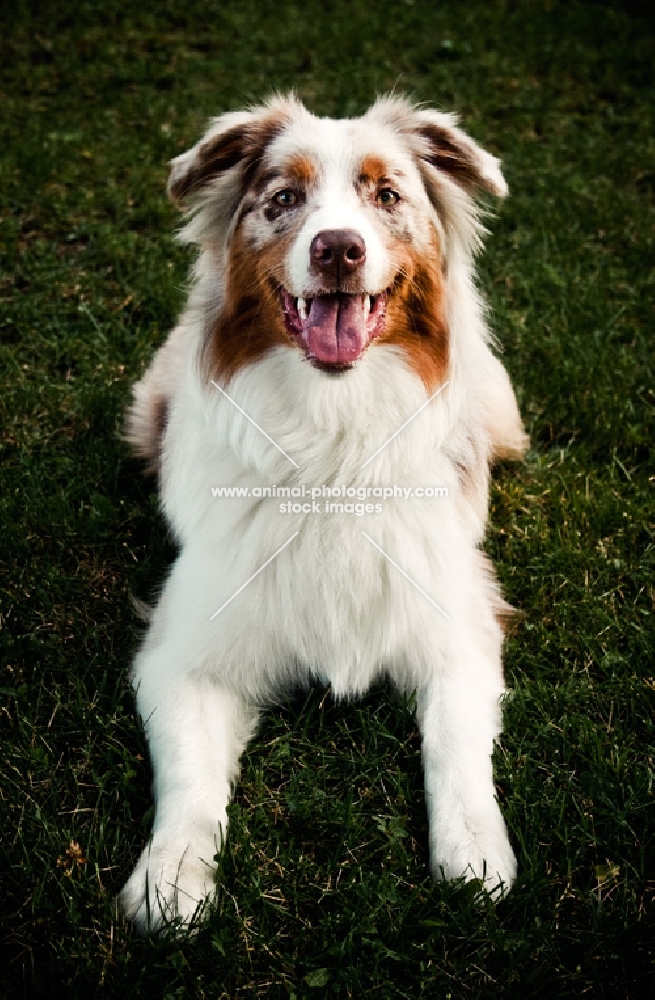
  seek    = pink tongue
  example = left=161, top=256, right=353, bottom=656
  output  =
left=305, top=294, right=368, bottom=364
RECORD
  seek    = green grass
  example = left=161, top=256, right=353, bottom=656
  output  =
left=1, top=0, right=653, bottom=996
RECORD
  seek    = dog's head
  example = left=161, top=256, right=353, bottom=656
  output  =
left=169, top=95, right=507, bottom=386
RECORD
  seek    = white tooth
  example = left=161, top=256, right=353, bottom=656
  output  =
left=363, top=295, right=370, bottom=318
left=297, top=297, right=308, bottom=322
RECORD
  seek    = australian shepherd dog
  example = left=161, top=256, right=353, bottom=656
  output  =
left=119, top=95, right=528, bottom=933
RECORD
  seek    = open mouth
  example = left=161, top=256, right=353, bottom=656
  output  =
left=280, top=289, right=388, bottom=371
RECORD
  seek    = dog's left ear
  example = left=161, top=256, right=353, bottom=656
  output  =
left=409, top=109, right=508, bottom=198
left=367, top=98, right=507, bottom=199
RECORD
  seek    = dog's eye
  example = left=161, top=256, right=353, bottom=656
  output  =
left=274, top=189, right=298, bottom=207
left=376, top=188, right=400, bottom=206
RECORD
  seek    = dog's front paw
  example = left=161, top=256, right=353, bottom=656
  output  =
left=431, top=812, right=517, bottom=896
left=119, top=836, right=218, bottom=935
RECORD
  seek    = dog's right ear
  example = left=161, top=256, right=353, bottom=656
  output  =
left=167, top=99, right=297, bottom=207
left=167, top=111, right=260, bottom=205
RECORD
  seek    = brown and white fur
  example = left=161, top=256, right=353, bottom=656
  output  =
left=120, top=94, right=528, bottom=934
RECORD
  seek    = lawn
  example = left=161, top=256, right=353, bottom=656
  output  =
left=0, top=0, right=653, bottom=996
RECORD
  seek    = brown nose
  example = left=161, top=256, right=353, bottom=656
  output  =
left=310, top=229, right=366, bottom=283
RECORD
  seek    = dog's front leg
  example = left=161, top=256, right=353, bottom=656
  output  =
left=119, top=672, right=256, bottom=934
left=416, top=668, right=516, bottom=896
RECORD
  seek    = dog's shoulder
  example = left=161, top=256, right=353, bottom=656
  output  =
left=477, top=342, right=529, bottom=462
left=124, top=322, right=194, bottom=473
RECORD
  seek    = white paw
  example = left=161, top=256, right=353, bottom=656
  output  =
left=431, top=808, right=517, bottom=896
left=119, top=836, right=219, bottom=935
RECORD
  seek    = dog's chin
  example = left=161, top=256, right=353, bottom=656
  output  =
left=309, top=359, right=355, bottom=375
left=279, top=287, right=389, bottom=371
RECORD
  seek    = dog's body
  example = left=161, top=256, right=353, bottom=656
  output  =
left=120, top=95, right=527, bottom=933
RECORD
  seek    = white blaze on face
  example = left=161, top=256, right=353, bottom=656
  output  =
left=287, top=194, right=389, bottom=296
left=279, top=120, right=391, bottom=297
